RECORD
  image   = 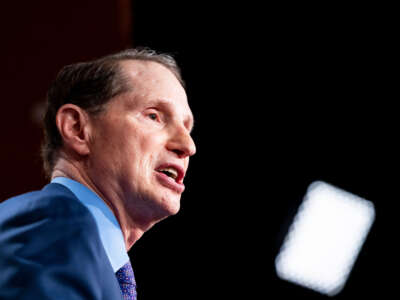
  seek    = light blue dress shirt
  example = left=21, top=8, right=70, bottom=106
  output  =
left=51, top=177, right=129, bottom=272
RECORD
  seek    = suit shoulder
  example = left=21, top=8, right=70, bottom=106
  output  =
left=0, top=183, right=100, bottom=254
left=0, top=184, right=121, bottom=299
left=0, top=183, right=92, bottom=223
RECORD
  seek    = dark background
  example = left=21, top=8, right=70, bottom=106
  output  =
left=1, top=1, right=396, bottom=299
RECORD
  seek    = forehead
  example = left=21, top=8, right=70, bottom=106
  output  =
left=118, top=60, right=194, bottom=124
left=120, top=60, right=185, bottom=99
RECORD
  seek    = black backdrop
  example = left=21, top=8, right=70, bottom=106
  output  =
left=130, top=2, right=396, bottom=299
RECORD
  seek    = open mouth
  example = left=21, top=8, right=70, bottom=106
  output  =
left=155, top=165, right=185, bottom=194
left=158, top=167, right=178, bottom=181
left=155, top=164, right=184, bottom=184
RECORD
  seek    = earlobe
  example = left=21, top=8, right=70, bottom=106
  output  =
left=56, top=104, right=91, bottom=156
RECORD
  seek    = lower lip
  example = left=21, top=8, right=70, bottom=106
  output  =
left=155, top=171, right=185, bottom=194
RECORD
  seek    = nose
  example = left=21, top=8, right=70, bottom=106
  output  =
left=167, top=126, right=196, bottom=158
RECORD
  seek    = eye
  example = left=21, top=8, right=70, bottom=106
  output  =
left=146, top=110, right=161, bottom=122
left=148, top=113, right=158, bottom=121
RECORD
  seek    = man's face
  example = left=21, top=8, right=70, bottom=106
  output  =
left=87, top=60, right=196, bottom=224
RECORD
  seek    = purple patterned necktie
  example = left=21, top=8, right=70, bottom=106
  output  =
left=116, top=261, right=137, bottom=300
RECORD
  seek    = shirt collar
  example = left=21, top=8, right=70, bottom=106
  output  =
left=51, top=177, right=129, bottom=272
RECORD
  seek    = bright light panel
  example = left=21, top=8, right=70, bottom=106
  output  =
left=275, top=181, right=375, bottom=296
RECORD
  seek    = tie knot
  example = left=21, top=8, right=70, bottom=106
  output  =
left=116, top=261, right=137, bottom=300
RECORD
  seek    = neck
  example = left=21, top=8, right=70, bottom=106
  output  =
left=51, top=154, right=150, bottom=251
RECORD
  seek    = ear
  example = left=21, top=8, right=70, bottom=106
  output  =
left=55, top=104, right=92, bottom=156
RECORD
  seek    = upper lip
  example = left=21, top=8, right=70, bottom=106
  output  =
left=155, top=163, right=185, bottom=183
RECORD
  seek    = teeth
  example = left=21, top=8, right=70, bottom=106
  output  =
left=159, top=167, right=178, bottom=179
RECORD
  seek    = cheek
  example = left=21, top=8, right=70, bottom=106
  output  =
left=135, top=138, right=159, bottom=173
left=91, top=123, right=133, bottom=173
left=91, top=139, right=125, bottom=178
left=92, top=116, right=166, bottom=179
left=118, top=132, right=156, bottom=175
left=135, top=135, right=169, bottom=183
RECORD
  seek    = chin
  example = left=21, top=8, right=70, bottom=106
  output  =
left=159, top=195, right=181, bottom=216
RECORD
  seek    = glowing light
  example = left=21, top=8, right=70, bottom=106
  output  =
left=275, top=181, right=375, bottom=296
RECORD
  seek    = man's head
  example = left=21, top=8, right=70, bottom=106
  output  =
left=42, top=48, right=185, bottom=177
left=41, top=49, right=196, bottom=242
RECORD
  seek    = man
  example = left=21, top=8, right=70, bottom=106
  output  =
left=0, top=48, right=196, bottom=299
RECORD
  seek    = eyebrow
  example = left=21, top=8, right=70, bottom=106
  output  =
left=149, top=99, right=195, bottom=133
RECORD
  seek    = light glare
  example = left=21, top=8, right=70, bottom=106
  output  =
left=275, top=181, right=375, bottom=296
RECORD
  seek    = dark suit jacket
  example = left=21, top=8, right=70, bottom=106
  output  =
left=0, top=183, right=123, bottom=299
